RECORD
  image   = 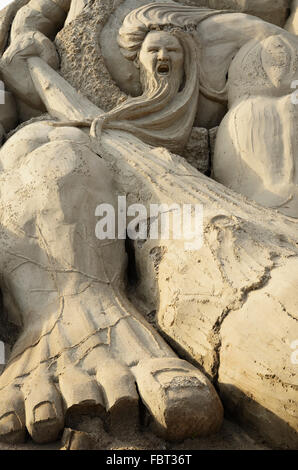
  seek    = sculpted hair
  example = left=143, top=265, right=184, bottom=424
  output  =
left=117, top=2, right=223, bottom=61
left=98, top=28, right=200, bottom=153
left=99, top=1, right=235, bottom=151
left=118, top=2, right=232, bottom=103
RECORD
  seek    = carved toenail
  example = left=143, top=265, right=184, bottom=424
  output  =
left=33, top=402, right=56, bottom=423
left=0, top=413, right=21, bottom=434
left=165, top=376, right=202, bottom=389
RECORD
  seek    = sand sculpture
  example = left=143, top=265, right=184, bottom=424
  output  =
left=0, top=0, right=297, bottom=449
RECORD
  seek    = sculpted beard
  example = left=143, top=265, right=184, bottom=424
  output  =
left=96, top=30, right=199, bottom=153
left=139, top=60, right=184, bottom=102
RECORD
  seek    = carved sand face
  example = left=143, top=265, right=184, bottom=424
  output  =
left=138, top=31, right=184, bottom=83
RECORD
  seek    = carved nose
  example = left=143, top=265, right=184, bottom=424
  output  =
left=157, top=49, right=169, bottom=61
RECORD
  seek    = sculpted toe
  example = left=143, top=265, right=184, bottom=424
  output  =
left=0, top=387, right=26, bottom=444
left=133, top=358, right=224, bottom=441
left=59, top=366, right=105, bottom=429
left=96, top=359, right=139, bottom=434
left=23, top=370, right=64, bottom=443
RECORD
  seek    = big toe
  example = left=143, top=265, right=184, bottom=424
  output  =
left=133, top=357, right=224, bottom=441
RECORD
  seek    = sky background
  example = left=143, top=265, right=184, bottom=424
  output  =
left=1, top=0, right=15, bottom=9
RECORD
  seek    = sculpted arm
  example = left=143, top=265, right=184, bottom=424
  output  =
left=0, top=0, right=71, bottom=112
left=10, top=0, right=71, bottom=40
left=0, top=0, right=101, bottom=127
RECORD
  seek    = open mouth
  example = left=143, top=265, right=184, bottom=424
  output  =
left=157, top=63, right=170, bottom=75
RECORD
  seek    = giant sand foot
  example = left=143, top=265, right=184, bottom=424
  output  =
left=0, top=123, right=223, bottom=445
left=0, top=287, right=224, bottom=444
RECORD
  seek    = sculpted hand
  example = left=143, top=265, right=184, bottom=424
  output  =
left=0, top=31, right=59, bottom=110
left=90, top=116, right=105, bottom=140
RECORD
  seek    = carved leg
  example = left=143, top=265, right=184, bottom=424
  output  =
left=0, top=123, right=223, bottom=444
left=99, top=129, right=298, bottom=449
